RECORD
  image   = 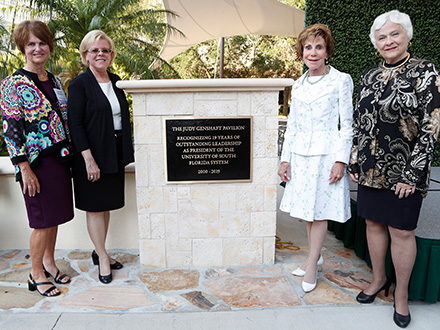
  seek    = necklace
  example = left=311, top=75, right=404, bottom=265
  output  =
left=38, top=71, right=48, bottom=80
left=24, top=65, right=48, bottom=80
left=306, top=65, right=330, bottom=85
left=382, top=53, right=410, bottom=70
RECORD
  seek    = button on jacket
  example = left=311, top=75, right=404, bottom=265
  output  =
left=281, top=66, right=354, bottom=165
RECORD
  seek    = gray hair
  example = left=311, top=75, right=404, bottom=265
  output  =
left=369, top=10, right=413, bottom=48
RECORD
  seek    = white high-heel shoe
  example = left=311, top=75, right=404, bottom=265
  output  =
left=302, top=279, right=317, bottom=292
left=302, top=269, right=318, bottom=293
left=291, top=255, right=324, bottom=277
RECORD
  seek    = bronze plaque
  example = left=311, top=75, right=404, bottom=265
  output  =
left=165, top=117, right=252, bottom=183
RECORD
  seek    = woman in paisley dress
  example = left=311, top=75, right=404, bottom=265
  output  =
left=1, top=20, right=73, bottom=297
left=278, top=24, right=353, bottom=293
left=348, top=10, right=440, bottom=328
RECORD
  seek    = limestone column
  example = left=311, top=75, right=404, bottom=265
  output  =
left=117, top=78, right=293, bottom=268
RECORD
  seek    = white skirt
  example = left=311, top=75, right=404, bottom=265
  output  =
left=279, top=153, right=351, bottom=223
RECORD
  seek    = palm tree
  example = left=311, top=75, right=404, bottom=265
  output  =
left=0, top=11, right=21, bottom=156
left=0, top=6, right=24, bottom=80
left=27, top=0, right=180, bottom=80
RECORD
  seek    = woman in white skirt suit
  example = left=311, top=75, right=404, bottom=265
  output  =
left=278, top=24, right=353, bottom=293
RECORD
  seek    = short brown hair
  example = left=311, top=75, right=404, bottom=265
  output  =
left=13, top=20, right=54, bottom=54
left=296, top=24, right=334, bottom=59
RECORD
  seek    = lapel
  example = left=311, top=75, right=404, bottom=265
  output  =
left=109, top=72, right=126, bottom=110
left=293, top=66, right=337, bottom=104
left=85, top=68, right=115, bottom=113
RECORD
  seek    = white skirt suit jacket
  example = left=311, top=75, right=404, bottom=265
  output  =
left=279, top=66, right=354, bottom=222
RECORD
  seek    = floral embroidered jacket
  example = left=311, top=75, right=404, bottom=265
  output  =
left=1, top=69, right=71, bottom=180
left=281, top=66, right=353, bottom=165
left=348, top=56, right=440, bottom=196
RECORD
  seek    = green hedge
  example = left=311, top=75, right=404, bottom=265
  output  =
left=305, top=0, right=440, bottom=165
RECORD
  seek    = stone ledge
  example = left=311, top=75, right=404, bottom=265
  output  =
left=117, top=78, right=294, bottom=93
left=0, top=156, right=135, bottom=175
left=0, top=156, right=14, bottom=175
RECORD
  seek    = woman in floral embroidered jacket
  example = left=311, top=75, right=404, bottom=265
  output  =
left=348, top=10, right=440, bottom=328
left=278, top=24, right=354, bottom=294
left=1, top=20, right=73, bottom=297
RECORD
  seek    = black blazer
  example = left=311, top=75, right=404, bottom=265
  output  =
left=68, top=68, right=134, bottom=173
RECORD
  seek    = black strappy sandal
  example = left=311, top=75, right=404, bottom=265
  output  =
left=43, top=265, right=71, bottom=284
left=28, top=273, right=60, bottom=297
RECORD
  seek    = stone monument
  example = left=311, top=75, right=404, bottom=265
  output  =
left=117, top=78, right=293, bottom=268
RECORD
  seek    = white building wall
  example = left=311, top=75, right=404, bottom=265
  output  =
left=0, top=159, right=139, bottom=250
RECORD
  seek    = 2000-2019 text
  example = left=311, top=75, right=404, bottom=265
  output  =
left=198, top=169, right=221, bottom=175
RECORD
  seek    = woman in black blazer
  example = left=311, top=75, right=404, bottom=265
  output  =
left=68, top=30, right=134, bottom=284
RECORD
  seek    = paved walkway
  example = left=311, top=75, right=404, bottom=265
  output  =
left=0, top=239, right=438, bottom=329
left=1, top=185, right=438, bottom=329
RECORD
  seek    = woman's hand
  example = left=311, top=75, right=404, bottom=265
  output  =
left=395, top=182, right=415, bottom=199
left=278, top=162, right=291, bottom=182
left=18, top=161, right=40, bottom=197
left=349, top=173, right=359, bottom=183
left=329, top=162, right=345, bottom=184
left=81, top=149, right=100, bottom=182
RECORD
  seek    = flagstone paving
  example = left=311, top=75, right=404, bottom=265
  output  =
left=0, top=241, right=397, bottom=314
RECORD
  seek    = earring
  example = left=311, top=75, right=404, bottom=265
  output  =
left=325, top=58, right=329, bottom=65
left=408, top=41, right=412, bottom=48
left=376, top=51, right=381, bottom=58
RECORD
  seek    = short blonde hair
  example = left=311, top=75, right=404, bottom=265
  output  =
left=79, top=30, right=116, bottom=66
left=296, top=24, right=334, bottom=59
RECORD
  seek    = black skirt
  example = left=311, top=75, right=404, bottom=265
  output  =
left=357, top=185, right=423, bottom=230
left=72, top=135, right=125, bottom=212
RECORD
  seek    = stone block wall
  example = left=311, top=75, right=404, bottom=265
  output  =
left=117, top=79, right=293, bottom=268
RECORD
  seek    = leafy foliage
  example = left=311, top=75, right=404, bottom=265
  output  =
left=305, top=0, right=440, bottom=165
left=27, top=0, right=178, bottom=80
left=169, top=0, right=306, bottom=79
left=0, top=0, right=178, bottom=156
left=171, top=35, right=304, bottom=80
left=0, top=11, right=21, bottom=156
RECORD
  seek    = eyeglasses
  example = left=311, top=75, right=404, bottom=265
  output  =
left=86, top=48, right=112, bottom=54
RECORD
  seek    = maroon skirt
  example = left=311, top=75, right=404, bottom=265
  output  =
left=20, top=154, right=74, bottom=229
